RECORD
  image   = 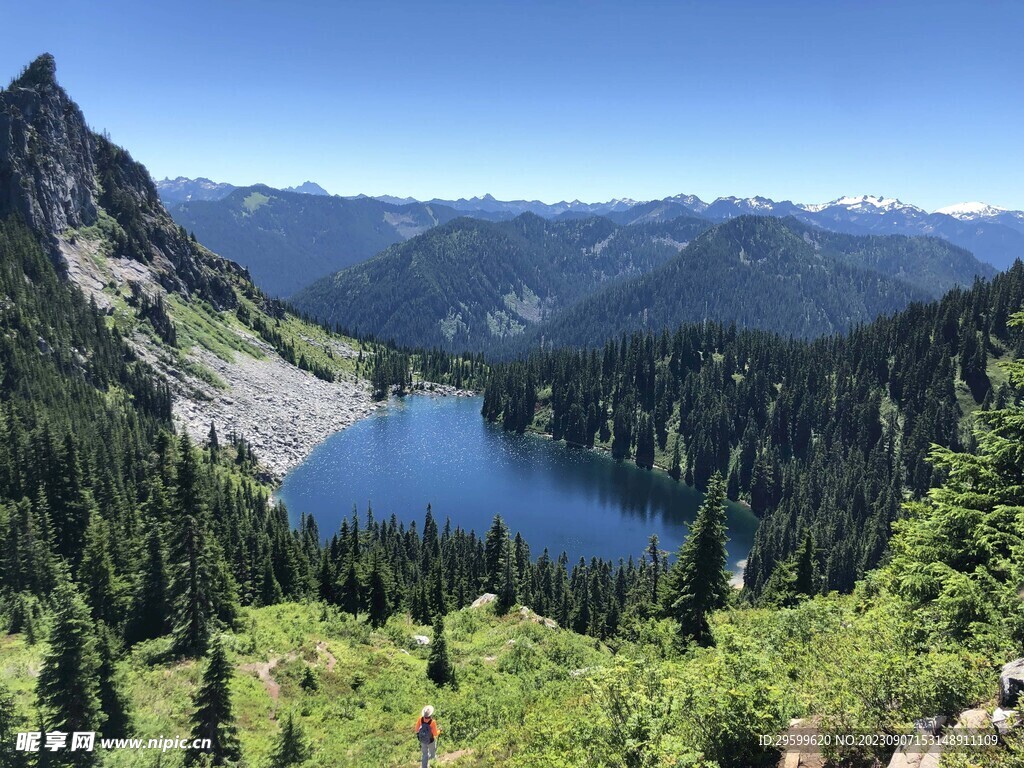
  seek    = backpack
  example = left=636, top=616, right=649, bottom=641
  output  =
left=417, top=719, right=434, bottom=745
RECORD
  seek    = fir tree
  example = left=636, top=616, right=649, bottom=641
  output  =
left=269, top=711, right=312, bottom=768
left=0, top=681, right=29, bottom=768
left=169, top=514, right=237, bottom=656
left=184, top=635, right=241, bottom=767
left=337, top=556, right=361, bottom=618
left=496, top=548, right=517, bottom=614
left=426, top=614, right=454, bottom=687
left=635, top=412, right=655, bottom=469
left=299, top=666, right=319, bottom=693
left=793, top=532, right=815, bottom=597
left=78, top=514, right=119, bottom=627
left=207, top=422, right=220, bottom=461
left=646, top=535, right=661, bottom=604
left=483, top=515, right=510, bottom=591
left=35, top=579, right=103, bottom=767
left=668, top=437, right=682, bottom=481
left=174, top=434, right=205, bottom=520
left=126, top=525, right=170, bottom=644
left=95, top=622, right=132, bottom=738
left=661, top=472, right=730, bottom=645
left=365, top=551, right=391, bottom=628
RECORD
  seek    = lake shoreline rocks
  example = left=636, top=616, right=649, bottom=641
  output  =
left=182, top=377, right=481, bottom=484
left=410, top=381, right=478, bottom=398
left=173, top=345, right=384, bottom=481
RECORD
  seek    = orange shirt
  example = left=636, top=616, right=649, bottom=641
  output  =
left=414, top=717, right=441, bottom=740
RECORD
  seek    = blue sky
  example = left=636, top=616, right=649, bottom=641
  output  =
left=3, top=1, right=1022, bottom=209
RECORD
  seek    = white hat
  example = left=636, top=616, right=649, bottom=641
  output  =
left=422, top=705, right=434, bottom=718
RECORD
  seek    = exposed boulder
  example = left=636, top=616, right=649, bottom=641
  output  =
left=471, top=593, right=496, bottom=608
left=1000, top=657, right=1024, bottom=707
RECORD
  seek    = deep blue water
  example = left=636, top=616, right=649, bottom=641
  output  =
left=278, top=395, right=758, bottom=573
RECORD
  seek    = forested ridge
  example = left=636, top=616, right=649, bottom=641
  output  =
left=292, top=213, right=713, bottom=351
left=292, top=212, right=991, bottom=355
left=527, top=216, right=990, bottom=349
left=483, top=260, right=1024, bottom=592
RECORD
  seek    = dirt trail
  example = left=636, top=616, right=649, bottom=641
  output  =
left=316, top=641, right=337, bottom=672
left=239, top=652, right=298, bottom=719
left=438, top=749, right=474, bottom=764
left=410, top=748, right=474, bottom=766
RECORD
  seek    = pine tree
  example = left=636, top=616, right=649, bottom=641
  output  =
left=299, top=666, right=319, bottom=692
left=483, top=515, right=509, bottom=591
left=258, top=549, right=284, bottom=606
left=207, top=422, right=220, bottom=461
left=169, top=514, right=237, bottom=656
left=36, top=579, right=103, bottom=767
left=426, top=614, right=454, bottom=687
left=668, top=436, right=682, bottom=481
left=50, top=433, right=91, bottom=564
left=661, top=472, right=730, bottom=645
left=337, top=556, right=361, bottom=618
left=496, top=548, right=517, bottom=614
left=646, top=535, right=661, bottom=604
left=365, top=551, right=391, bottom=628
left=175, top=434, right=205, bottom=521
left=79, top=514, right=119, bottom=627
left=0, top=681, right=29, bottom=768
left=184, top=636, right=241, bottom=767
left=95, top=623, right=132, bottom=738
left=635, top=412, right=655, bottom=469
left=794, top=532, right=815, bottom=597
left=269, top=712, right=312, bottom=767
left=126, top=525, right=170, bottom=644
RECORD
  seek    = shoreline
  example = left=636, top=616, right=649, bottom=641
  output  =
left=177, top=379, right=481, bottom=484
left=519, top=425, right=755, bottom=512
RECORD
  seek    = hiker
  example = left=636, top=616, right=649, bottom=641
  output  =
left=415, top=705, right=441, bottom=767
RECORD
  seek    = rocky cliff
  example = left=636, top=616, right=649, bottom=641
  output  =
left=0, top=53, right=241, bottom=308
left=0, top=54, right=379, bottom=477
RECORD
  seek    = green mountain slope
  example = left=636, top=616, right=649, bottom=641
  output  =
left=290, top=214, right=712, bottom=350
left=168, top=187, right=471, bottom=297
left=531, top=216, right=981, bottom=348
left=293, top=212, right=991, bottom=353
left=0, top=54, right=409, bottom=477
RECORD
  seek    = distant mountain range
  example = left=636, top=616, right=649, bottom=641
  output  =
left=159, top=177, right=1024, bottom=273
left=156, top=176, right=238, bottom=203
left=165, top=186, right=481, bottom=297
left=607, top=193, right=1024, bottom=271
left=156, top=177, right=330, bottom=203
left=290, top=213, right=993, bottom=351
left=527, top=217, right=993, bottom=350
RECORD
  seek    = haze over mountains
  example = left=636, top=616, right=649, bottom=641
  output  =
left=166, top=185, right=475, bottom=296
left=160, top=179, right=1024, bottom=294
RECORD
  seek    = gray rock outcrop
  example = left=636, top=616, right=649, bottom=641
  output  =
left=1000, top=657, right=1024, bottom=707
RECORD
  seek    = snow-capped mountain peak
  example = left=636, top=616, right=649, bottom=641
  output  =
left=934, top=201, right=1008, bottom=219
left=665, top=193, right=708, bottom=211
left=803, top=195, right=923, bottom=214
